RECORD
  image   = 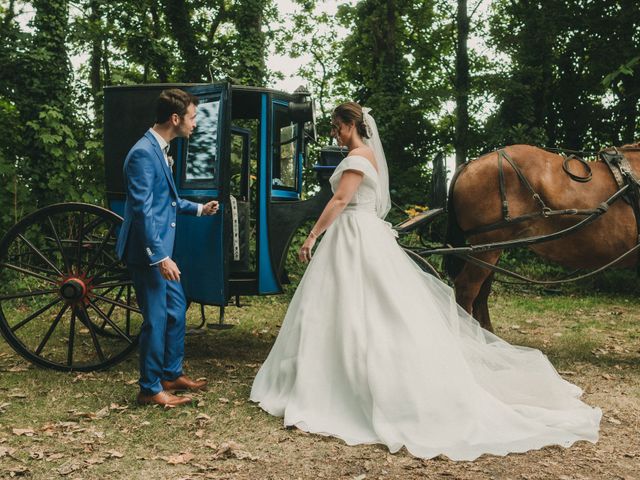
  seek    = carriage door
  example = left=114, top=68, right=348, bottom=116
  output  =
left=172, top=84, right=230, bottom=306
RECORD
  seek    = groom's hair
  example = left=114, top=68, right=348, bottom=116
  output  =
left=155, top=89, right=200, bottom=123
left=332, top=102, right=370, bottom=139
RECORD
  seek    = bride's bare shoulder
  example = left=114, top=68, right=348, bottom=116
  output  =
left=350, top=146, right=378, bottom=172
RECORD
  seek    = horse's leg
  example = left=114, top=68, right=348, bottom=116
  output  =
left=473, top=271, right=496, bottom=333
left=453, top=251, right=502, bottom=331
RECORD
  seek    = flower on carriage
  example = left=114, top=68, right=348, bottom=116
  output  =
left=404, top=204, right=429, bottom=218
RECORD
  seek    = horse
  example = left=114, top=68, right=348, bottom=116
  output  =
left=444, top=143, right=640, bottom=332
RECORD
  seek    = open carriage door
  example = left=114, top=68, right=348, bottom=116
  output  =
left=172, top=83, right=231, bottom=306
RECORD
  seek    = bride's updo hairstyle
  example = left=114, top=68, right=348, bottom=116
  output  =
left=332, top=102, right=370, bottom=139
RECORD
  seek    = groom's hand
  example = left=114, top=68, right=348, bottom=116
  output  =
left=202, top=200, right=219, bottom=215
left=159, top=258, right=181, bottom=281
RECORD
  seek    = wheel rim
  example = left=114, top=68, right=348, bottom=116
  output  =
left=404, top=248, right=442, bottom=280
left=0, top=203, right=142, bottom=371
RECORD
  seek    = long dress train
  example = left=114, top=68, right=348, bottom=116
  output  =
left=250, top=156, right=601, bottom=461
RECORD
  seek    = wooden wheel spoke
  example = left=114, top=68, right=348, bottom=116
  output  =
left=85, top=224, right=116, bottom=274
left=92, top=293, right=141, bottom=314
left=11, top=297, right=63, bottom=332
left=35, top=304, right=69, bottom=355
left=104, top=286, right=126, bottom=319
left=91, top=258, right=123, bottom=281
left=47, top=216, right=71, bottom=273
left=87, top=300, right=134, bottom=344
left=78, top=304, right=106, bottom=363
left=82, top=216, right=107, bottom=238
left=75, top=211, right=85, bottom=272
left=13, top=261, right=59, bottom=277
left=0, top=262, right=58, bottom=285
left=126, top=285, right=132, bottom=335
left=91, top=280, right=133, bottom=290
left=17, top=233, right=64, bottom=276
left=0, top=289, right=58, bottom=301
left=67, top=309, right=76, bottom=366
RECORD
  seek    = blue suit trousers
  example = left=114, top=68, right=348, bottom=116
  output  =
left=130, top=265, right=187, bottom=395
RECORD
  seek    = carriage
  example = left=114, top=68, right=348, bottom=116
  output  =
left=0, top=82, right=336, bottom=372
left=2, top=81, right=638, bottom=372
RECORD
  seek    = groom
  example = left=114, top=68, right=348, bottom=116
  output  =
left=116, top=88, right=218, bottom=407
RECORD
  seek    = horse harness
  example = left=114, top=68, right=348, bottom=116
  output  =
left=462, top=148, right=622, bottom=237
left=422, top=146, right=640, bottom=284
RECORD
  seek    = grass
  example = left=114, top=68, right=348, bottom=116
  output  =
left=1, top=289, right=639, bottom=479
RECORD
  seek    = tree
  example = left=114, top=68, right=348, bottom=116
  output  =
left=485, top=0, right=639, bottom=151
left=454, top=0, right=469, bottom=166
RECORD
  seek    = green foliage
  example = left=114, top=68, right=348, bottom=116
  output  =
left=484, top=0, right=640, bottom=151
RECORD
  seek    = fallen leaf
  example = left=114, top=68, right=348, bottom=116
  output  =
left=195, top=430, right=205, bottom=438
left=95, top=406, right=110, bottom=419
left=8, top=393, right=26, bottom=399
left=12, top=428, right=35, bottom=437
left=6, top=466, right=30, bottom=477
left=212, top=441, right=258, bottom=461
left=218, top=397, right=229, bottom=404
left=0, top=446, right=15, bottom=458
left=166, top=452, right=195, bottom=465
left=55, top=462, right=84, bottom=476
left=8, top=365, right=28, bottom=372
left=196, top=413, right=211, bottom=421
left=107, top=450, right=124, bottom=458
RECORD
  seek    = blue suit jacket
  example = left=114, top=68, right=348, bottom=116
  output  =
left=116, top=131, right=199, bottom=266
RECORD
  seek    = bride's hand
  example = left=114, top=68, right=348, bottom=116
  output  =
left=298, top=235, right=316, bottom=263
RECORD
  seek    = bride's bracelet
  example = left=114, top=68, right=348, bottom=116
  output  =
left=309, top=230, right=319, bottom=239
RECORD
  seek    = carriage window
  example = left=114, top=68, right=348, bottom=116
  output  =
left=272, top=104, right=297, bottom=190
left=183, top=98, right=220, bottom=187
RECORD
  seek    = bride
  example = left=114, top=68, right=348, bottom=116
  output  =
left=250, top=102, right=601, bottom=461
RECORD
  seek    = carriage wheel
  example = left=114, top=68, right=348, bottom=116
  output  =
left=403, top=248, right=442, bottom=280
left=0, top=203, right=142, bottom=371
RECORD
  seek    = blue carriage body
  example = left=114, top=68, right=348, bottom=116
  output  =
left=104, top=82, right=330, bottom=309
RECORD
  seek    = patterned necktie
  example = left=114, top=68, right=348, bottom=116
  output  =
left=163, top=145, right=173, bottom=168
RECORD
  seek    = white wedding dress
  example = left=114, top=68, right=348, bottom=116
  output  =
left=250, top=155, right=601, bottom=461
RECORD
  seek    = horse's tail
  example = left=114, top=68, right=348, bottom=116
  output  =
left=443, top=163, right=469, bottom=280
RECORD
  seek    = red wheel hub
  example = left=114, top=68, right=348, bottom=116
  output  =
left=59, top=275, right=92, bottom=304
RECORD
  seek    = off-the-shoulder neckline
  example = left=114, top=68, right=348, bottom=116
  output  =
left=342, top=155, right=379, bottom=174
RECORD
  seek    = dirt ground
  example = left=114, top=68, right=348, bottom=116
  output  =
left=0, top=292, right=639, bottom=479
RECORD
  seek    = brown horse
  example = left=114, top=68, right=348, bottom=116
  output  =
left=445, top=143, right=640, bottom=332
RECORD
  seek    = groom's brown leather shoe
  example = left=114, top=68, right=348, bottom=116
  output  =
left=161, top=375, right=208, bottom=392
left=136, top=390, right=193, bottom=407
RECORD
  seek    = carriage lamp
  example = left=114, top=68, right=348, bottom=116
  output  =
left=289, top=85, right=317, bottom=143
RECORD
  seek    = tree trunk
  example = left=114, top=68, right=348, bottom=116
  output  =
left=233, top=0, right=267, bottom=86
left=89, top=0, right=102, bottom=129
left=455, top=0, right=470, bottom=166
left=150, top=0, right=169, bottom=82
left=161, top=0, right=205, bottom=82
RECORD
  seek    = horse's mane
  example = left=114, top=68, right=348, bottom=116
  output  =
left=621, top=142, right=640, bottom=149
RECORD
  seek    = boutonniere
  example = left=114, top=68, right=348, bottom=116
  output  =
left=167, top=155, right=174, bottom=168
